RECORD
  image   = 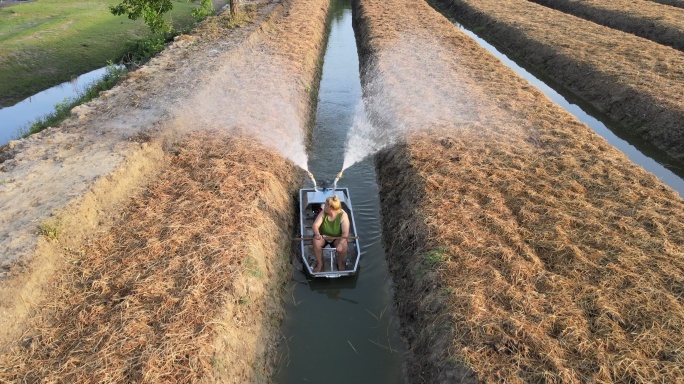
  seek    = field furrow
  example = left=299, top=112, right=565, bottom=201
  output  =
left=436, top=0, right=684, bottom=162
left=526, top=0, right=684, bottom=51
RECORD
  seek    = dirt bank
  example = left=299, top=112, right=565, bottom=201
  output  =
left=353, top=0, right=684, bottom=382
left=436, top=0, right=684, bottom=163
left=528, top=0, right=684, bottom=52
left=0, top=0, right=330, bottom=380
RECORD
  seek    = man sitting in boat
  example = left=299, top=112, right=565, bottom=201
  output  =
left=312, top=195, right=350, bottom=272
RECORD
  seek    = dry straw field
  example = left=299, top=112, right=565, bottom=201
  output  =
left=527, top=0, right=684, bottom=51
left=1, top=0, right=683, bottom=381
left=354, top=0, right=684, bottom=382
left=650, top=0, right=684, bottom=8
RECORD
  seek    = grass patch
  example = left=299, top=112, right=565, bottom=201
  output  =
left=244, top=255, right=265, bottom=278
left=423, top=246, right=449, bottom=266
left=39, top=217, right=62, bottom=240
left=224, top=4, right=255, bottom=28
left=0, top=0, right=200, bottom=106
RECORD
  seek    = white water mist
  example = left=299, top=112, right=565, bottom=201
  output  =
left=341, top=100, right=398, bottom=172
left=173, top=51, right=310, bottom=173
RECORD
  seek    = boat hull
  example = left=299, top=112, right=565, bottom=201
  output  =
left=298, top=187, right=361, bottom=278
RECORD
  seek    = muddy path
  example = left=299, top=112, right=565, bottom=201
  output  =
left=353, top=0, right=684, bottom=382
left=0, top=0, right=329, bottom=380
left=436, top=0, right=684, bottom=164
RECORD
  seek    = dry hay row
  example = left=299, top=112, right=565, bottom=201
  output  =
left=378, top=126, right=684, bottom=383
left=0, top=132, right=300, bottom=383
left=375, top=141, right=481, bottom=383
left=436, top=0, right=684, bottom=163
left=525, top=0, right=684, bottom=52
left=405, top=128, right=684, bottom=382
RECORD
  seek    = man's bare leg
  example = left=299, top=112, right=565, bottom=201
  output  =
left=313, top=237, right=325, bottom=272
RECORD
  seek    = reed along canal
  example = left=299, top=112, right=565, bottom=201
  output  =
left=276, top=0, right=407, bottom=382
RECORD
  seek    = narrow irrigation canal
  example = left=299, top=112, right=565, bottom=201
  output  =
left=276, top=1, right=406, bottom=382
left=0, top=67, right=113, bottom=146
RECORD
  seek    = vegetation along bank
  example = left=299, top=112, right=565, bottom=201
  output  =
left=0, top=0, right=202, bottom=107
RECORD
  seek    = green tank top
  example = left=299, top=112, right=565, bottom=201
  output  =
left=320, top=211, right=343, bottom=236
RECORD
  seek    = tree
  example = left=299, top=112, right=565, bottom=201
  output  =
left=111, top=0, right=214, bottom=35
left=110, top=0, right=175, bottom=34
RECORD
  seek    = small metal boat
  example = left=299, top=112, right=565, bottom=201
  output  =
left=298, top=173, right=361, bottom=278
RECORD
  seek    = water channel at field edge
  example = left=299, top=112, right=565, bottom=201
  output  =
left=0, top=66, right=116, bottom=146
left=276, top=1, right=407, bottom=382
left=444, top=15, right=684, bottom=198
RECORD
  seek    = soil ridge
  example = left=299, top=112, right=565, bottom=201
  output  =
left=437, top=0, right=684, bottom=163
left=527, top=0, right=684, bottom=52
left=649, top=0, right=684, bottom=8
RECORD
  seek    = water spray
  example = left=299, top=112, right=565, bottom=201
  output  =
left=307, top=171, right=318, bottom=191
left=332, top=171, right=343, bottom=190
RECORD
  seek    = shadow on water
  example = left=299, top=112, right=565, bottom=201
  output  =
left=276, top=0, right=406, bottom=382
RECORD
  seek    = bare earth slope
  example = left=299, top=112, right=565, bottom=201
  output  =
left=0, top=0, right=329, bottom=381
left=438, top=0, right=684, bottom=163
left=527, top=0, right=684, bottom=51
left=354, top=0, right=684, bottom=382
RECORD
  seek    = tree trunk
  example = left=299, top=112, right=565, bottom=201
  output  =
left=230, top=0, right=240, bottom=17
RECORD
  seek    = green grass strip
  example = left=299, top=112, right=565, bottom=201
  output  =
left=0, top=0, right=198, bottom=106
